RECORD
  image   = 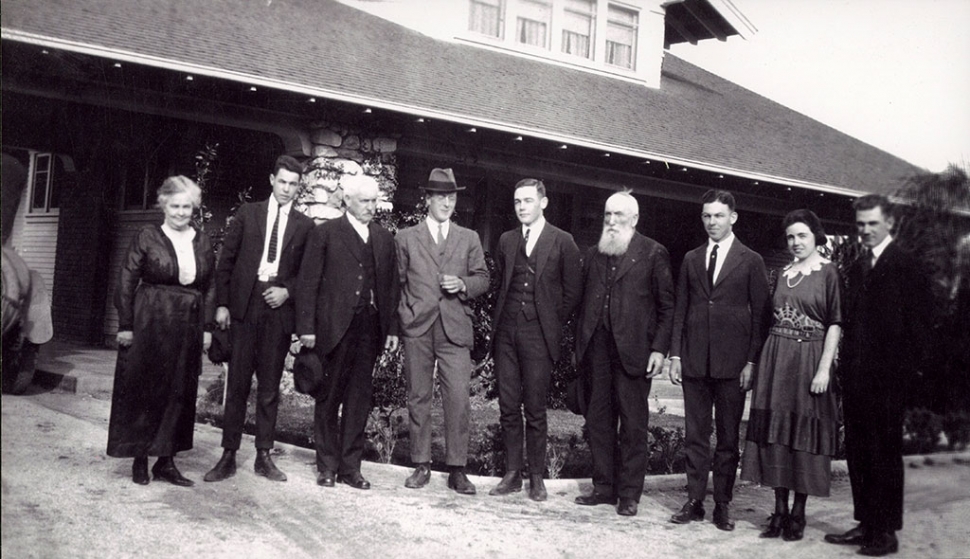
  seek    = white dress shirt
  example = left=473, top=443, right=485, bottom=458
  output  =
left=871, top=234, right=893, bottom=267
left=522, top=216, right=545, bottom=257
left=257, top=199, right=292, bottom=281
left=426, top=216, right=450, bottom=244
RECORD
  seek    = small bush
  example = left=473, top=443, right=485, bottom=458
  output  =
left=943, top=410, right=970, bottom=451
left=903, top=407, right=944, bottom=454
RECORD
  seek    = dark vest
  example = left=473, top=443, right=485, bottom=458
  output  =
left=592, top=253, right=620, bottom=332
left=500, top=239, right=538, bottom=326
left=353, top=233, right=378, bottom=314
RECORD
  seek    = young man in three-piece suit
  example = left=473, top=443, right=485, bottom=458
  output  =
left=488, top=178, right=582, bottom=502
left=824, top=194, right=931, bottom=557
left=669, top=189, right=771, bottom=530
left=204, top=155, right=315, bottom=483
left=296, top=174, right=399, bottom=491
left=395, top=168, right=490, bottom=495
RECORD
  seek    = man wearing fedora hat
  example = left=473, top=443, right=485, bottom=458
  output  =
left=296, top=174, right=399, bottom=490
left=395, top=168, right=490, bottom=494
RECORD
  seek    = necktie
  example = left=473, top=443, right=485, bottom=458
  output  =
left=524, top=228, right=531, bottom=256
left=436, top=223, right=445, bottom=245
left=267, top=203, right=281, bottom=263
left=707, top=243, right=719, bottom=288
left=861, top=248, right=874, bottom=276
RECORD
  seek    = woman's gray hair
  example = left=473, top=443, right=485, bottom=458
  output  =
left=157, top=175, right=202, bottom=208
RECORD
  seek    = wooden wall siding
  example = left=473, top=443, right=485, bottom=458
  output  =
left=13, top=212, right=59, bottom=306
left=101, top=211, right=160, bottom=343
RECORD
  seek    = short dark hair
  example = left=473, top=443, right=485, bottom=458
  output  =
left=273, top=155, right=304, bottom=176
left=514, top=178, right=546, bottom=198
left=852, top=193, right=892, bottom=216
left=701, top=189, right=736, bottom=212
left=782, top=208, right=828, bottom=247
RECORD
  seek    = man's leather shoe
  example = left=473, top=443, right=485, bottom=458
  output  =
left=337, top=471, right=371, bottom=490
left=447, top=469, right=476, bottom=495
left=254, top=450, right=287, bottom=482
left=574, top=492, right=617, bottom=506
left=317, top=470, right=336, bottom=487
left=528, top=475, right=547, bottom=502
left=825, top=525, right=869, bottom=546
left=713, top=502, right=735, bottom=531
left=760, top=513, right=788, bottom=538
left=152, top=458, right=194, bottom=487
left=489, top=471, right=522, bottom=496
left=405, top=464, right=431, bottom=489
left=858, top=532, right=898, bottom=557
left=617, top=498, right=638, bottom=516
left=203, top=450, right=237, bottom=482
left=669, top=499, right=705, bottom=524
left=132, top=457, right=149, bottom=485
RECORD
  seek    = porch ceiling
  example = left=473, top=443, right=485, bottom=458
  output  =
left=1, top=0, right=922, bottom=197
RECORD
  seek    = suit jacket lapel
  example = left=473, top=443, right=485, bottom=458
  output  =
left=691, top=246, right=709, bottom=295
left=339, top=215, right=364, bottom=264
left=279, top=206, right=298, bottom=255
left=369, top=222, right=386, bottom=271
left=612, top=234, right=642, bottom=283
left=534, top=226, right=553, bottom=280
left=714, top=241, right=744, bottom=288
left=503, top=233, right=518, bottom=288
left=256, top=199, right=269, bottom=245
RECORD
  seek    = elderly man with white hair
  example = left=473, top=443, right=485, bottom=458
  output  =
left=296, top=173, right=400, bottom=490
left=572, top=191, right=675, bottom=516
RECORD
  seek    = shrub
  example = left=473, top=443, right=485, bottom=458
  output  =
left=903, top=407, right=944, bottom=454
left=647, top=425, right=686, bottom=475
left=942, top=410, right=970, bottom=451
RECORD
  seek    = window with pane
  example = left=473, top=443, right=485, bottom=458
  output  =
left=469, top=0, right=504, bottom=38
left=515, top=0, right=551, bottom=48
left=606, top=4, right=637, bottom=70
left=562, top=0, right=595, bottom=59
left=29, top=153, right=73, bottom=213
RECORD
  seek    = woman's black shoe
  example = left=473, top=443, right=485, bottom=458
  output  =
left=760, top=513, right=788, bottom=538
left=152, top=458, right=194, bottom=487
left=783, top=512, right=805, bottom=541
left=132, top=457, right=149, bottom=485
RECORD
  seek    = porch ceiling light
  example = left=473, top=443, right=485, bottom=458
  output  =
left=363, top=108, right=372, bottom=114
left=468, top=127, right=477, bottom=132
left=603, top=153, right=611, bottom=157
left=113, top=62, right=122, bottom=68
left=558, top=144, right=568, bottom=150
left=513, top=135, right=523, bottom=141
left=308, top=97, right=316, bottom=103
left=416, top=117, right=425, bottom=123
left=681, top=167, right=688, bottom=171
left=41, top=49, right=49, bottom=54
left=753, top=181, right=759, bottom=185
left=718, top=174, right=724, bottom=178
left=249, top=86, right=257, bottom=92
left=642, top=159, right=651, bottom=164
left=185, top=75, right=194, bottom=81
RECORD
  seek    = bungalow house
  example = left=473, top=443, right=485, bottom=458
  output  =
left=1, top=0, right=923, bottom=346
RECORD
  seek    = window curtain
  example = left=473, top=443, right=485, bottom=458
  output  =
left=469, top=0, right=502, bottom=37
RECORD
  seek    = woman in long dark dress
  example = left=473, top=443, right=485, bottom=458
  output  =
left=106, top=176, right=215, bottom=486
left=741, top=209, right=842, bottom=541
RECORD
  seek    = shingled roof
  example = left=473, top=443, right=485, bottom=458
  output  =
left=1, top=0, right=922, bottom=195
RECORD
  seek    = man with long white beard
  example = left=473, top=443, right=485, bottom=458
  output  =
left=573, top=191, right=675, bottom=516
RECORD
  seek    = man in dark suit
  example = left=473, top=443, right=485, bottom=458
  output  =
left=824, top=194, right=931, bottom=557
left=395, top=168, right=490, bottom=495
left=295, top=174, right=399, bottom=490
left=573, top=191, right=675, bottom=516
left=488, top=178, right=582, bottom=501
left=668, top=189, right=770, bottom=530
left=204, top=155, right=314, bottom=483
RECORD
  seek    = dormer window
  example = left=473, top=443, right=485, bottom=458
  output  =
left=470, top=0, right=504, bottom=38
left=516, top=0, right=552, bottom=48
left=606, top=4, right=637, bottom=69
left=562, top=0, right=595, bottom=59
left=465, top=0, right=641, bottom=73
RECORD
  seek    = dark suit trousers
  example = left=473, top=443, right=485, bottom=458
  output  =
left=314, top=309, right=380, bottom=475
left=585, top=326, right=652, bottom=501
left=221, top=285, right=292, bottom=450
left=683, top=376, right=746, bottom=503
left=495, top=312, right=552, bottom=474
left=844, top=374, right=905, bottom=532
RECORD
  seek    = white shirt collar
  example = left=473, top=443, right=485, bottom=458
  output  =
left=346, top=212, right=369, bottom=241
left=522, top=216, right=546, bottom=239
left=426, top=216, right=449, bottom=240
left=707, top=231, right=735, bottom=254
left=270, top=198, right=293, bottom=216
left=871, top=234, right=893, bottom=261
